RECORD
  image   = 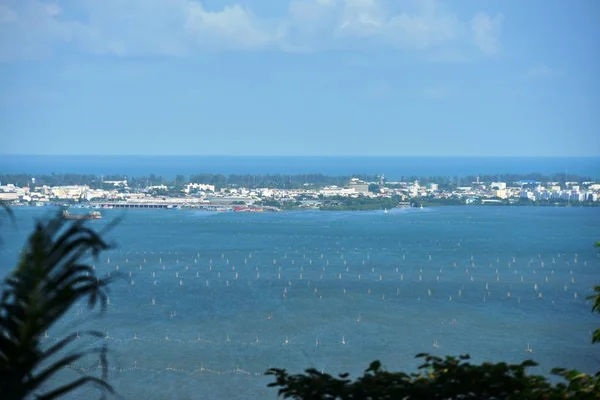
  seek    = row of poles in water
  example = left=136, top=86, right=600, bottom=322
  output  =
left=52, top=251, right=592, bottom=358
left=102, top=251, right=590, bottom=265
left=97, top=251, right=590, bottom=281
left=90, top=251, right=588, bottom=304
left=66, top=360, right=330, bottom=377
left=43, top=331, right=355, bottom=347
left=44, top=328, right=470, bottom=354
left=97, top=284, right=583, bottom=308
left=44, top=324, right=544, bottom=360
left=66, top=361, right=268, bottom=377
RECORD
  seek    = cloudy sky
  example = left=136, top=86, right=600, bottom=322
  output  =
left=0, top=0, right=598, bottom=156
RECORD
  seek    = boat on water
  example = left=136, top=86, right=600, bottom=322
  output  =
left=62, top=210, right=102, bottom=220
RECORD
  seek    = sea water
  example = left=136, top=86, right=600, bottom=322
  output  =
left=1, top=206, right=599, bottom=399
left=2, top=155, right=600, bottom=179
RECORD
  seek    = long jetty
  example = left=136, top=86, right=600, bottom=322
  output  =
left=89, top=202, right=280, bottom=212
left=94, top=202, right=172, bottom=209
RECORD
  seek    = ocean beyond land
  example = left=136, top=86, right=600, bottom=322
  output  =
left=1, top=206, right=599, bottom=399
left=2, top=155, right=600, bottom=180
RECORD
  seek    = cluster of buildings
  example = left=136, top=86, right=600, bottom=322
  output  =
left=0, top=183, right=140, bottom=204
left=459, top=181, right=599, bottom=204
left=518, top=183, right=599, bottom=202
left=0, top=177, right=599, bottom=208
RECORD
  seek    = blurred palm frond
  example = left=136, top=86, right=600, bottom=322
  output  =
left=0, top=212, right=115, bottom=399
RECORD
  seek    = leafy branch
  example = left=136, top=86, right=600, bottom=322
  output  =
left=0, top=213, right=116, bottom=399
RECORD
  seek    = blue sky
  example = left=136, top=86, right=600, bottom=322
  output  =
left=0, top=0, right=598, bottom=156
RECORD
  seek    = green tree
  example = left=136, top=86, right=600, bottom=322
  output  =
left=173, top=174, right=187, bottom=190
left=368, top=184, right=380, bottom=194
left=0, top=212, right=115, bottom=399
left=589, top=241, right=600, bottom=344
left=267, top=355, right=600, bottom=399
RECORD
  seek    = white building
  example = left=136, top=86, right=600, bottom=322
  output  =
left=50, top=185, right=89, bottom=200
left=570, top=192, right=585, bottom=202
left=184, top=183, right=215, bottom=193
left=148, top=185, right=168, bottom=191
left=520, top=190, right=535, bottom=200
left=320, top=186, right=357, bottom=197
left=348, top=178, right=370, bottom=194
left=0, top=192, right=19, bottom=201
left=495, top=189, right=508, bottom=199
left=104, top=180, right=128, bottom=187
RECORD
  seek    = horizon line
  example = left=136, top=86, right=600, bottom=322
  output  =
left=2, top=154, right=599, bottom=158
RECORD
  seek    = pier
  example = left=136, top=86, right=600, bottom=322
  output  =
left=94, top=203, right=173, bottom=209
left=90, top=202, right=280, bottom=212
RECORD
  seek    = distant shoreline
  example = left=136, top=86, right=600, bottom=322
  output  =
left=3, top=170, right=598, bottom=210
left=13, top=202, right=599, bottom=214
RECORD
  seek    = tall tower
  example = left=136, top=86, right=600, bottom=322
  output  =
left=379, top=174, right=384, bottom=188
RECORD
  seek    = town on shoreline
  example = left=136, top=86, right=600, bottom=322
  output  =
left=0, top=172, right=599, bottom=212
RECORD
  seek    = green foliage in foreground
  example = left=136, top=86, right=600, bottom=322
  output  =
left=0, top=214, right=115, bottom=400
left=591, top=241, right=600, bottom=344
left=267, top=355, right=600, bottom=399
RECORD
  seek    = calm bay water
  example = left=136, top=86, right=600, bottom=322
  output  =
left=1, top=206, right=599, bottom=399
left=2, top=155, right=600, bottom=179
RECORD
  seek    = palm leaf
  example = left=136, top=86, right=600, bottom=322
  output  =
left=0, top=211, right=115, bottom=399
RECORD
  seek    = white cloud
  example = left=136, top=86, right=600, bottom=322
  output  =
left=184, top=3, right=278, bottom=49
left=288, top=0, right=460, bottom=50
left=0, top=1, right=92, bottom=60
left=528, top=64, right=562, bottom=79
left=0, top=0, right=503, bottom=59
left=470, top=12, right=503, bottom=55
left=336, top=0, right=387, bottom=37
left=384, top=1, right=459, bottom=49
